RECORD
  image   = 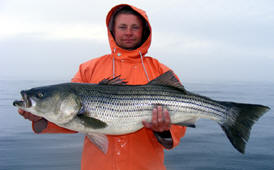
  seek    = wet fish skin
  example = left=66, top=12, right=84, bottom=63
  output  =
left=13, top=71, right=270, bottom=154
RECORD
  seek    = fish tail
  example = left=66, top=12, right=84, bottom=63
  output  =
left=218, top=102, right=270, bottom=154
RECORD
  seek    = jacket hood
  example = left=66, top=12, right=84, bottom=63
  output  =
left=106, top=4, right=152, bottom=58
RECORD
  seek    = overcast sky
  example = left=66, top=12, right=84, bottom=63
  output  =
left=0, top=0, right=273, bottom=83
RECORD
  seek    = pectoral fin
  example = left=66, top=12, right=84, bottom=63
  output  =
left=77, top=105, right=107, bottom=129
left=87, top=133, right=109, bottom=154
left=78, top=114, right=107, bottom=129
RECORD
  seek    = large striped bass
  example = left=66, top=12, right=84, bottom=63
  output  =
left=13, top=71, right=270, bottom=154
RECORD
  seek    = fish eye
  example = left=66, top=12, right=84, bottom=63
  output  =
left=36, top=92, right=44, bottom=98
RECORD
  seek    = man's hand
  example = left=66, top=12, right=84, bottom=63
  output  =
left=142, top=105, right=171, bottom=132
left=18, top=109, right=42, bottom=122
left=18, top=109, right=48, bottom=133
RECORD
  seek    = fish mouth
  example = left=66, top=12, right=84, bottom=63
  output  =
left=13, top=91, right=32, bottom=108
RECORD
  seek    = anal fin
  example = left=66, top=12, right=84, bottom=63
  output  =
left=87, top=133, right=109, bottom=154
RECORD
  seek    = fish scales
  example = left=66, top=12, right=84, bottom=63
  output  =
left=76, top=84, right=228, bottom=125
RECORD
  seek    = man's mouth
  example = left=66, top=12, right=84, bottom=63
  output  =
left=123, top=39, right=135, bottom=43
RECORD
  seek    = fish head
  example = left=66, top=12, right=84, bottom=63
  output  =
left=13, top=84, right=81, bottom=124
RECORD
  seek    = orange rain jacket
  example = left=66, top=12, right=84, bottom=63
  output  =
left=33, top=4, right=186, bottom=170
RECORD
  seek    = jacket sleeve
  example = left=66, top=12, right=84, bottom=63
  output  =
left=154, top=62, right=187, bottom=149
left=71, top=62, right=90, bottom=83
left=31, top=62, right=90, bottom=134
left=169, top=125, right=187, bottom=149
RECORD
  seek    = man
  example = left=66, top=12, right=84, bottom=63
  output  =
left=19, top=4, right=186, bottom=170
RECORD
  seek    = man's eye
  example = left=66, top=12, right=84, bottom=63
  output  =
left=132, top=26, right=140, bottom=30
left=119, top=26, right=127, bottom=29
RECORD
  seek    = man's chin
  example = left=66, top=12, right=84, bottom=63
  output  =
left=119, top=44, right=137, bottom=50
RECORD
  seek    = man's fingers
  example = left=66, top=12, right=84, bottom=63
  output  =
left=151, top=107, right=158, bottom=129
left=157, top=106, right=165, bottom=132
left=157, top=106, right=163, bottom=122
left=17, top=109, right=42, bottom=122
left=163, top=108, right=171, bottom=131
left=30, top=114, right=42, bottom=122
left=143, top=106, right=171, bottom=132
left=23, top=112, right=31, bottom=120
left=18, top=109, right=28, bottom=119
left=18, top=109, right=25, bottom=115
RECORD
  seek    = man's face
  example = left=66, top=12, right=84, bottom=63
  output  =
left=113, top=14, right=143, bottom=50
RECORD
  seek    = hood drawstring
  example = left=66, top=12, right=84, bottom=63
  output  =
left=139, top=51, right=150, bottom=81
left=112, top=50, right=150, bottom=82
left=112, top=48, right=116, bottom=78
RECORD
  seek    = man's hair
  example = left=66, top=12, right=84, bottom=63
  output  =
left=113, top=6, right=143, bottom=19
left=109, top=6, right=150, bottom=48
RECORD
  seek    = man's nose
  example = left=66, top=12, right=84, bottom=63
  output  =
left=125, top=28, right=133, bottom=35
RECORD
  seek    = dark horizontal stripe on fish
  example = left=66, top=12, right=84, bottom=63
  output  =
left=83, top=96, right=227, bottom=119
left=86, top=102, right=225, bottom=120
left=84, top=94, right=227, bottom=113
left=95, top=86, right=183, bottom=95
left=82, top=91, right=226, bottom=111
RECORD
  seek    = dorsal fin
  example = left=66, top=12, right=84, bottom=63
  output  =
left=99, top=76, right=127, bottom=85
left=148, top=70, right=187, bottom=93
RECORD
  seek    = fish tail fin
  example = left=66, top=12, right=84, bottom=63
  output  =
left=218, top=102, right=270, bottom=154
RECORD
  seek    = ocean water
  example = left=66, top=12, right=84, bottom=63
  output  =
left=0, top=80, right=273, bottom=170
